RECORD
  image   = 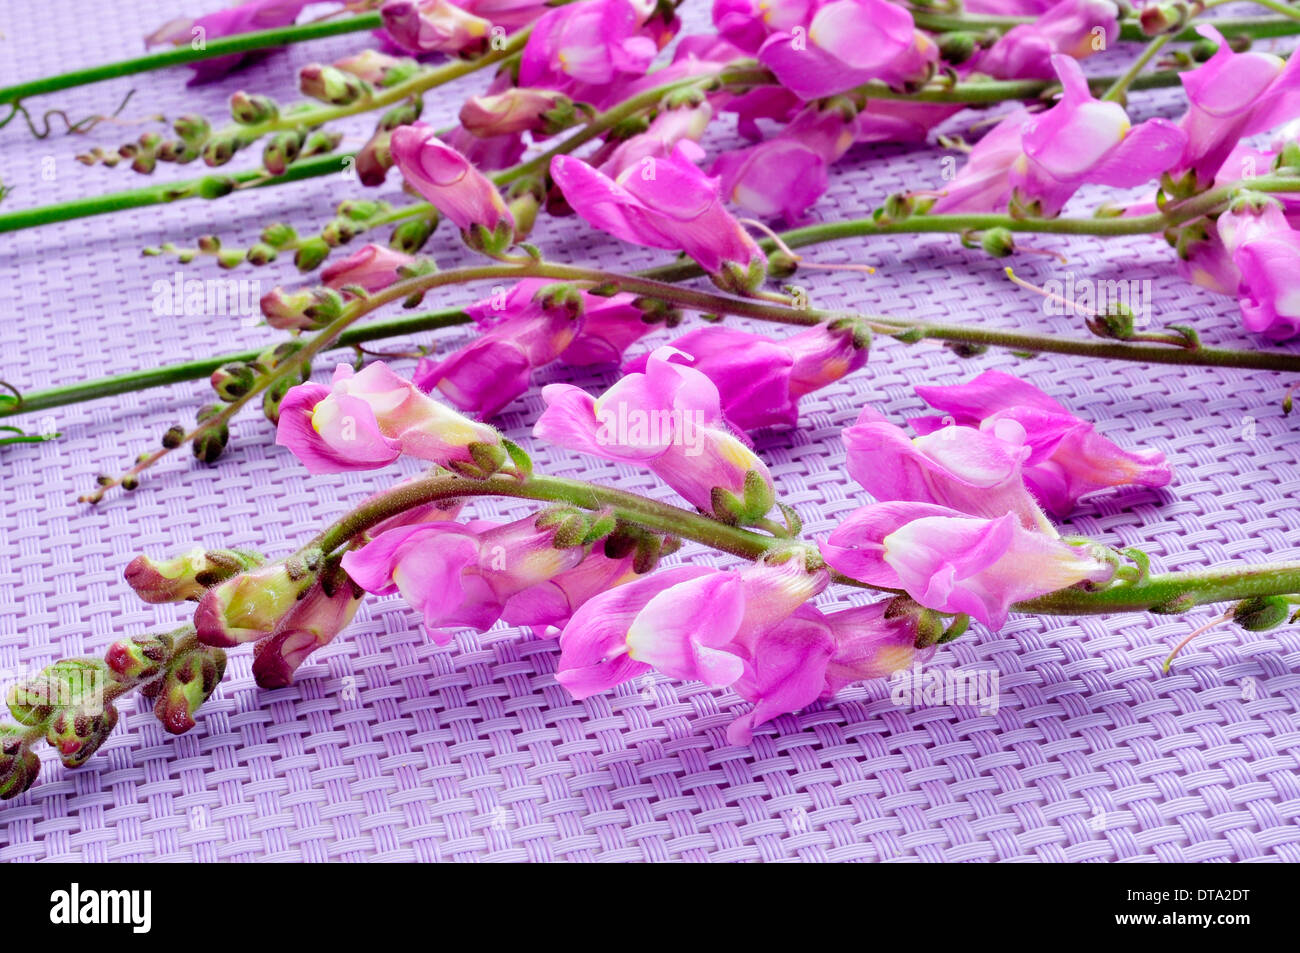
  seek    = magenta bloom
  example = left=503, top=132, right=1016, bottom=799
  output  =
left=518, top=0, right=666, bottom=93
left=534, top=347, right=776, bottom=522
left=818, top=601, right=936, bottom=696
left=501, top=550, right=641, bottom=634
left=843, top=407, right=1051, bottom=532
left=934, top=56, right=1185, bottom=216
left=320, top=243, right=416, bottom=294
left=458, top=0, right=552, bottom=29
left=389, top=123, right=513, bottom=233
left=822, top=501, right=1114, bottom=629
left=341, top=513, right=588, bottom=643
left=251, top=580, right=362, bottom=689
left=146, top=0, right=313, bottom=83
left=711, top=105, right=856, bottom=220
left=1173, top=25, right=1300, bottom=187
left=909, top=370, right=1172, bottom=517
left=594, top=104, right=714, bottom=178
left=555, top=558, right=825, bottom=697
left=550, top=144, right=762, bottom=277
left=756, top=0, right=933, bottom=100
left=1217, top=197, right=1300, bottom=339
left=976, top=0, right=1120, bottom=80
left=413, top=281, right=581, bottom=418
left=380, top=0, right=492, bottom=54
left=460, top=88, right=571, bottom=138
left=275, top=362, right=501, bottom=474
left=620, top=323, right=868, bottom=432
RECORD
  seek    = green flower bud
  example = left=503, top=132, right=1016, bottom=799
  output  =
left=230, top=91, right=279, bottom=125
left=299, top=64, right=367, bottom=105
left=173, top=114, right=211, bottom=147
left=938, top=32, right=980, bottom=65
left=197, top=174, right=237, bottom=200
left=211, top=362, right=257, bottom=401
left=0, top=727, right=40, bottom=800
left=980, top=227, right=1016, bottom=258
left=299, top=129, right=344, bottom=158
left=7, top=660, right=109, bottom=729
left=262, top=130, right=303, bottom=175
left=124, top=548, right=264, bottom=604
left=105, top=631, right=176, bottom=683
left=260, top=222, right=298, bottom=248
left=47, top=700, right=119, bottom=768
left=294, top=237, right=331, bottom=272
left=153, top=645, right=227, bottom=735
left=389, top=216, right=437, bottom=254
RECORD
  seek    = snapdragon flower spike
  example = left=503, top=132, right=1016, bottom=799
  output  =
left=550, top=144, right=765, bottom=287
left=320, top=243, right=417, bottom=294
left=908, top=370, right=1172, bottom=517
left=380, top=0, right=493, bottom=55
left=844, top=407, right=1053, bottom=532
left=621, top=322, right=869, bottom=432
left=518, top=0, right=669, bottom=98
left=933, top=56, right=1185, bottom=216
left=145, top=0, right=313, bottom=84
left=390, top=123, right=515, bottom=251
left=1171, top=26, right=1300, bottom=190
left=251, top=577, right=363, bottom=688
left=535, top=346, right=777, bottom=524
left=822, top=501, right=1114, bottom=629
left=276, top=361, right=505, bottom=475
left=755, top=0, right=934, bottom=101
left=975, top=0, right=1120, bottom=81
left=1216, top=194, right=1300, bottom=340
left=339, top=510, right=619, bottom=643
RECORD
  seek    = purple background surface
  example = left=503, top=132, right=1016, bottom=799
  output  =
left=1, top=1, right=1298, bottom=861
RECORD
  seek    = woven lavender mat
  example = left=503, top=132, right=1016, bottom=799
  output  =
left=1, top=1, right=1298, bottom=862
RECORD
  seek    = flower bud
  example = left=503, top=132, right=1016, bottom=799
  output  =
left=390, top=216, right=437, bottom=254
left=460, top=88, right=574, bottom=138
left=230, top=91, right=279, bottom=125
left=153, top=644, right=227, bottom=735
left=211, top=362, right=257, bottom=401
left=173, top=114, right=210, bottom=147
left=261, top=223, right=298, bottom=248
left=938, top=31, right=980, bottom=66
left=197, top=174, right=237, bottom=199
left=262, top=130, right=303, bottom=175
left=1233, top=595, right=1290, bottom=631
left=0, top=727, right=39, bottom=800
left=7, top=660, right=109, bottom=729
left=260, top=285, right=345, bottom=330
left=193, top=404, right=231, bottom=464
left=710, top=469, right=777, bottom=526
left=46, top=700, right=119, bottom=768
left=125, top=548, right=264, bottom=604
left=980, top=227, right=1016, bottom=258
left=299, top=64, right=367, bottom=105
left=378, top=98, right=424, bottom=133
left=105, top=631, right=176, bottom=683
left=334, top=50, right=419, bottom=87
left=251, top=578, right=362, bottom=689
left=299, top=129, right=345, bottom=159
left=1139, top=2, right=1190, bottom=36
left=194, top=562, right=315, bottom=646
left=294, top=237, right=331, bottom=272
left=202, top=129, right=249, bottom=167
left=355, top=130, right=394, bottom=186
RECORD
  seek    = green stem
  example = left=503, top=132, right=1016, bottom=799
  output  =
left=1102, top=32, right=1173, bottom=103
left=0, top=152, right=353, bottom=233
left=0, top=13, right=384, bottom=107
left=305, top=472, right=1300, bottom=616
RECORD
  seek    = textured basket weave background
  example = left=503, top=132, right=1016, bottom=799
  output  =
left=1, top=1, right=1298, bottom=861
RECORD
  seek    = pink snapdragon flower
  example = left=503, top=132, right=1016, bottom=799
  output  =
left=342, top=518, right=576, bottom=641
left=413, top=281, right=582, bottom=418
left=975, top=0, right=1120, bottom=80
left=555, top=558, right=826, bottom=697
left=593, top=104, right=715, bottom=177
left=320, top=243, right=416, bottom=293
left=380, top=0, right=493, bottom=55
left=933, top=56, right=1185, bottom=216
left=146, top=0, right=315, bottom=84
left=843, top=407, right=1052, bottom=532
left=457, top=0, right=552, bottom=30
left=1216, top=195, right=1300, bottom=339
left=620, top=323, right=869, bottom=432
left=822, top=501, right=1114, bottom=628
left=712, top=105, right=857, bottom=220
left=909, top=370, right=1172, bottom=517
left=275, top=362, right=502, bottom=474
left=534, top=347, right=777, bottom=523
left=390, top=123, right=514, bottom=235
left=1172, top=25, right=1300, bottom=188
left=518, top=0, right=670, bottom=95
left=459, top=88, right=573, bottom=138
left=755, top=0, right=935, bottom=100
left=550, top=144, right=764, bottom=280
